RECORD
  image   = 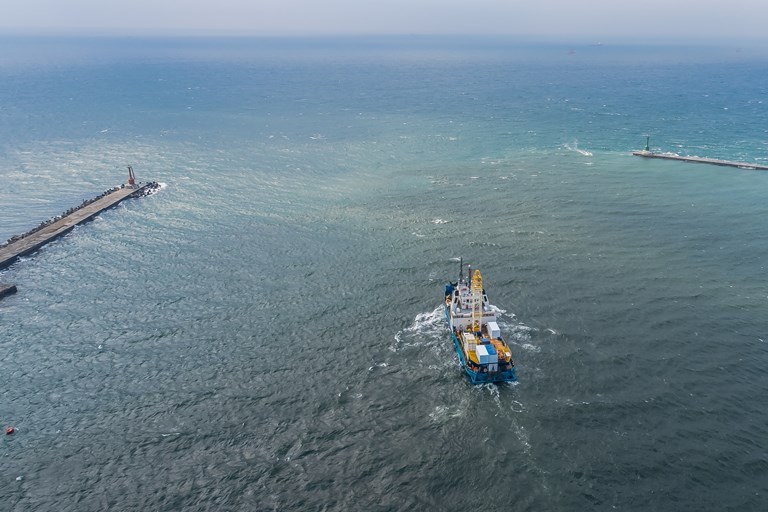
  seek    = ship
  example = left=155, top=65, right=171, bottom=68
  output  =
left=444, top=261, right=517, bottom=384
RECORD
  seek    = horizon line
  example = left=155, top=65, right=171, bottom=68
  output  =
left=1, top=29, right=766, bottom=47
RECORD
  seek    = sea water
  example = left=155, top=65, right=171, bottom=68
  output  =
left=1, top=36, right=768, bottom=510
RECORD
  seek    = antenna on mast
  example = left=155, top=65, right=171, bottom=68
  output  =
left=458, top=257, right=463, bottom=283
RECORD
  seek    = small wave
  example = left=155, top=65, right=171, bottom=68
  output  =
left=431, top=218, right=449, bottom=224
left=521, top=343, right=541, bottom=353
left=429, top=404, right=466, bottom=423
left=513, top=423, right=532, bottom=453
left=508, top=323, right=533, bottom=333
left=404, top=306, right=444, bottom=334
left=488, top=304, right=508, bottom=316
left=500, top=322, right=535, bottom=348
left=391, top=305, right=446, bottom=353
left=564, top=142, right=593, bottom=157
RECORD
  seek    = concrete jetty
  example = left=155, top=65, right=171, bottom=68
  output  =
left=0, top=183, right=150, bottom=271
left=632, top=150, right=768, bottom=171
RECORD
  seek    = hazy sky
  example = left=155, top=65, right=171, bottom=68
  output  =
left=4, top=0, right=768, bottom=41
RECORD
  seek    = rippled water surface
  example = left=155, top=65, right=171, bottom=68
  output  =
left=2, top=37, right=768, bottom=511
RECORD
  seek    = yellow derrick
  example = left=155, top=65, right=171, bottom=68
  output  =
left=471, top=269, right=483, bottom=292
left=471, top=269, right=483, bottom=333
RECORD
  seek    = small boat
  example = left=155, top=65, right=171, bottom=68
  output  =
left=444, top=261, right=517, bottom=384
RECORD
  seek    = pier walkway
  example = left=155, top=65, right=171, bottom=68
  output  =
left=632, top=150, right=768, bottom=171
left=0, top=184, right=148, bottom=271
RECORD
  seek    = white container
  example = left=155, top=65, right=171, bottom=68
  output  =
left=462, top=332, right=477, bottom=354
left=487, top=321, right=501, bottom=339
left=476, top=344, right=489, bottom=365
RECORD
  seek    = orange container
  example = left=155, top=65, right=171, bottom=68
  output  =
left=491, top=339, right=512, bottom=362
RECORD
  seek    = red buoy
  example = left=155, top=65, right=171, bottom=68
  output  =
left=5, top=426, right=15, bottom=435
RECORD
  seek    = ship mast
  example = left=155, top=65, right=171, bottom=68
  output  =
left=471, top=269, right=483, bottom=333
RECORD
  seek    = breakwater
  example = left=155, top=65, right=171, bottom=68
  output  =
left=0, top=182, right=159, bottom=271
left=632, top=150, right=768, bottom=170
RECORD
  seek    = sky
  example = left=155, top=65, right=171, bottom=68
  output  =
left=3, top=0, right=768, bottom=41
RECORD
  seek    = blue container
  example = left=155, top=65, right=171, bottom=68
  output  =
left=486, top=344, right=498, bottom=364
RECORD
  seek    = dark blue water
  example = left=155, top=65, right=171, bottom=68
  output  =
left=1, top=36, right=768, bottom=510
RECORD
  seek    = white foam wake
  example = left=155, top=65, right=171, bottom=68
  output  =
left=390, top=304, right=445, bottom=353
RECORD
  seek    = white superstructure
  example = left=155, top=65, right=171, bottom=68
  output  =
left=447, top=270, right=497, bottom=333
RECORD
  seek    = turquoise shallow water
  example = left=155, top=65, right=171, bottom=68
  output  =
left=1, top=37, right=768, bottom=510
